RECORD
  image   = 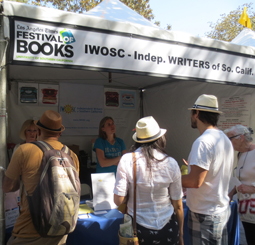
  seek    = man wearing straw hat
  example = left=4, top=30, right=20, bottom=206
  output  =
left=2, top=110, right=79, bottom=245
left=182, top=94, right=234, bottom=245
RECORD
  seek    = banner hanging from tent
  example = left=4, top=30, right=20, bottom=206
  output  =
left=59, top=83, right=104, bottom=135
left=12, top=20, right=255, bottom=85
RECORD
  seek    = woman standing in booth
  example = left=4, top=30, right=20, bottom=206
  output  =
left=225, top=125, right=255, bottom=245
left=93, top=116, right=127, bottom=175
left=5, top=119, right=37, bottom=213
left=114, top=116, right=184, bottom=245
left=13, top=119, right=37, bottom=154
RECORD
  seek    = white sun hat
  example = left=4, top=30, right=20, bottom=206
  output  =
left=132, top=116, right=167, bottom=143
left=188, top=94, right=223, bottom=114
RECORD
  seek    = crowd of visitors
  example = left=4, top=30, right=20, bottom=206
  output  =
left=2, top=93, right=254, bottom=245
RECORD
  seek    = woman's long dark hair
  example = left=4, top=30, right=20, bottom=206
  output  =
left=130, top=135, right=168, bottom=174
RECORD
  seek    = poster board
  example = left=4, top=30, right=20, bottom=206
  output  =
left=59, top=83, right=104, bottom=135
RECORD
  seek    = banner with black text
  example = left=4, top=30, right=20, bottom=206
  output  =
left=13, top=20, right=255, bottom=85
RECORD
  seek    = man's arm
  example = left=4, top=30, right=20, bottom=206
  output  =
left=2, top=175, right=20, bottom=193
left=182, top=165, right=208, bottom=188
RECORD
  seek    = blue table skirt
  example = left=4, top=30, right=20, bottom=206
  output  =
left=66, top=209, right=123, bottom=245
left=4, top=209, right=123, bottom=245
left=5, top=200, right=239, bottom=245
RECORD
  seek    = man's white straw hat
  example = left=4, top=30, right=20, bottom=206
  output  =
left=132, top=116, right=167, bottom=143
left=188, top=94, right=223, bottom=114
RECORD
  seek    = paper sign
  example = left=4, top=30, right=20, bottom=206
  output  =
left=59, top=83, right=104, bottom=135
left=78, top=214, right=91, bottom=219
left=91, top=173, right=117, bottom=211
left=218, top=95, right=251, bottom=130
left=5, top=208, right=19, bottom=229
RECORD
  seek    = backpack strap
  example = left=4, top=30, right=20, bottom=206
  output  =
left=61, top=145, right=71, bottom=156
left=32, top=141, right=71, bottom=155
left=23, top=141, right=53, bottom=196
left=31, top=141, right=53, bottom=152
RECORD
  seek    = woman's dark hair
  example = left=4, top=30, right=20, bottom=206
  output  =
left=130, top=135, right=168, bottom=175
left=98, top=116, right=116, bottom=140
left=192, top=110, right=219, bottom=126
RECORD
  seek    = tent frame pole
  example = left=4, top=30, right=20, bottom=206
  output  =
left=139, top=89, right=144, bottom=118
left=0, top=3, right=8, bottom=244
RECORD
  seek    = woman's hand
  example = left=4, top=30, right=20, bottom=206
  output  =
left=228, top=187, right=237, bottom=204
left=237, top=184, right=255, bottom=194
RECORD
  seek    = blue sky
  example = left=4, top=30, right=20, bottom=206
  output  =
left=149, top=0, right=251, bottom=37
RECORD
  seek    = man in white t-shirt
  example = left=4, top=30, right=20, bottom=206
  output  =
left=182, top=94, right=234, bottom=245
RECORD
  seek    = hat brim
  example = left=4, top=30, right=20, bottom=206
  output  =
left=34, top=120, right=65, bottom=133
left=188, top=108, right=223, bottom=114
left=132, top=129, right=167, bottom=143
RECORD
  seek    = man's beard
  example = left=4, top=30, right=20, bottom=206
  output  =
left=191, top=119, right=197, bottom=129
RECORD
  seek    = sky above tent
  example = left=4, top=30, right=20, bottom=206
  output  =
left=85, top=0, right=255, bottom=47
left=86, top=0, right=252, bottom=39
left=149, top=0, right=250, bottom=37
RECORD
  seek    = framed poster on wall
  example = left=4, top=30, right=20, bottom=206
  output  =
left=18, top=82, right=38, bottom=105
left=104, top=89, right=120, bottom=109
left=104, top=89, right=136, bottom=109
left=218, top=94, right=251, bottom=130
left=39, top=84, right=59, bottom=106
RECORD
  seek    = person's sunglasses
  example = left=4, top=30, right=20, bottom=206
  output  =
left=228, top=134, right=242, bottom=140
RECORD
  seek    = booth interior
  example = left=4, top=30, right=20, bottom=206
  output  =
left=8, top=78, right=255, bottom=171
left=7, top=78, right=244, bottom=245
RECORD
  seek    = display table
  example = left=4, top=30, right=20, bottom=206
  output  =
left=67, top=208, right=123, bottom=245
left=5, top=200, right=239, bottom=245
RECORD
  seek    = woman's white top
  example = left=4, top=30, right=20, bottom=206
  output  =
left=114, top=148, right=183, bottom=230
left=236, top=149, right=255, bottom=223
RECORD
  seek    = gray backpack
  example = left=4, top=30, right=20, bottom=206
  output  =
left=26, top=141, right=81, bottom=237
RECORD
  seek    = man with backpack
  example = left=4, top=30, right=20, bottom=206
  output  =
left=3, top=110, right=80, bottom=245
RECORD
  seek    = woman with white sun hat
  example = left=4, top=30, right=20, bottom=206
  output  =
left=114, top=116, right=184, bottom=245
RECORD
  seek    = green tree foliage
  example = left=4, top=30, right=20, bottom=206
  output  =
left=121, top=0, right=154, bottom=21
left=206, top=3, right=255, bottom=42
left=7, top=0, right=28, bottom=2
left=29, top=0, right=100, bottom=13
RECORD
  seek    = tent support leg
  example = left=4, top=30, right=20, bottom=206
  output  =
left=140, top=89, right=144, bottom=118
left=0, top=11, right=8, bottom=245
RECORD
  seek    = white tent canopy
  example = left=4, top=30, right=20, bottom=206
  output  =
left=85, top=0, right=159, bottom=28
left=231, top=28, right=255, bottom=47
left=3, top=1, right=255, bottom=88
